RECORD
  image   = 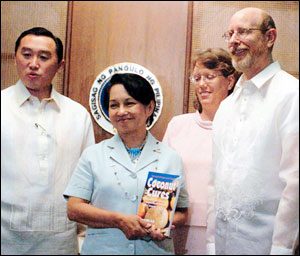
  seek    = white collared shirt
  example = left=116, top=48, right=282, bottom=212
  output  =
left=206, top=62, right=299, bottom=255
left=1, top=80, right=95, bottom=254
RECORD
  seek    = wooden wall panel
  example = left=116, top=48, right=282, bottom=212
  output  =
left=1, top=1, right=68, bottom=92
left=188, top=1, right=299, bottom=112
left=67, top=1, right=189, bottom=142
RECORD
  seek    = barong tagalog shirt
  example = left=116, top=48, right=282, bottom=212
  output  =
left=1, top=80, right=95, bottom=255
left=206, top=62, right=299, bottom=255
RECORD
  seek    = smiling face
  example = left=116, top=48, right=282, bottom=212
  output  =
left=226, top=8, right=276, bottom=79
left=192, top=63, right=234, bottom=113
left=15, top=34, right=64, bottom=99
left=108, top=83, right=154, bottom=136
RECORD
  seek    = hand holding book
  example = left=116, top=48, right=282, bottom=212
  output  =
left=118, top=214, right=151, bottom=240
left=137, top=171, right=181, bottom=237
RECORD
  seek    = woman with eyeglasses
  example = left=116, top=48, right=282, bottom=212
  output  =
left=163, top=48, right=240, bottom=255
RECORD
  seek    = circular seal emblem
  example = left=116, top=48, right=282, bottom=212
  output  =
left=89, top=62, right=163, bottom=134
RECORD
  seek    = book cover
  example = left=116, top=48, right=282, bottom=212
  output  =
left=137, top=171, right=181, bottom=237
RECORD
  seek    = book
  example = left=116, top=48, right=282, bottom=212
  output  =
left=137, top=171, right=181, bottom=237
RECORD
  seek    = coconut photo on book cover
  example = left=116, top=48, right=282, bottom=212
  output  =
left=137, top=171, right=181, bottom=237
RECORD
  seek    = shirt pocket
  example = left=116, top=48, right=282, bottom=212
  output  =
left=9, top=201, right=72, bottom=232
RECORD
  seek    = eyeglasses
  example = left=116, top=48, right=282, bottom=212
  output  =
left=189, top=73, right=223, bottom=84
left=222, top=27, right=268, bottom=42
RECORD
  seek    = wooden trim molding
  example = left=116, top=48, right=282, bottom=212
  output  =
left=63, top=1, right=74, bottom=96
left=183, top=1, right=193, bottom=113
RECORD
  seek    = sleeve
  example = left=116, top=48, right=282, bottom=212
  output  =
left=206, top=134, right=217, bottom=255
left=271, top=92, right=299, bottom=255
left=177, top=176, right=189, bottom=209
left=82, top=111, right=95, bottom=150
left=175, top=155, right=189, bottom=209
left=162, top=118, right=173, bottom=145
left=63, top=148, right=94, bottom=201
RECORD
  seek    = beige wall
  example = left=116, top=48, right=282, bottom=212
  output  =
left=1, top=1, right=299, bottom=142
left=188, top=1, right=299, bottom=112
left=67, top=1, right=190, bottom=142
left=1, top=1, right=68, bottom=92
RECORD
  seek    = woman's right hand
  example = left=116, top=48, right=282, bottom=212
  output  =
left=67, top=197, right=152, bottom=240
left=119, top=214, right=151, bottom=240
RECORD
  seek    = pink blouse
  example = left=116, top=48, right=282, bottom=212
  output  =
left=163, top=111, right=212, bottom=226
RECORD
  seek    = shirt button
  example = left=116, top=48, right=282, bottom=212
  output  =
left=131, top=173, right=137, bottom=179
left=40, top=155, right=47, bottom=160
left=128, top=244, right=134, bottom=251
left=130, top=195, right=138, bottom=202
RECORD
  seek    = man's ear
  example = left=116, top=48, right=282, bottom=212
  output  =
left=266, top=28, right=277, bottom=48
left=58, top=59, right=65, bottom=71
left=227, top=74, right=235, bottom=91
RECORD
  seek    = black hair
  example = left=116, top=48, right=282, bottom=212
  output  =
left=15, top=27, right=63, bottom=63
left=104, top=73, right=156, bottom=126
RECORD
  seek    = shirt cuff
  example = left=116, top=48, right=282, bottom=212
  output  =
left=206, top=243, right=216, bottom=255
left=270, top=245, right=293, bottom=255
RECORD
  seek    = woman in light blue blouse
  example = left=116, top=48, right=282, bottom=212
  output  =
left=64, top=73, right=189, bottom=255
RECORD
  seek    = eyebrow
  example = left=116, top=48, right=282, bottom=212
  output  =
left=109, top=97, right=134, bottom=102
left=20, top=47, right=52, bottom=55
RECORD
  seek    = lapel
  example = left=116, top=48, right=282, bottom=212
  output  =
left=135, top=133, right=161, bottom=172
left=107, top=133, right=161, bottom=174
left=107, top=134, right=133, bottom=171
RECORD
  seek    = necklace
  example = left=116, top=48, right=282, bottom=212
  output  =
left=125, top=143, right=145, bottom=164
left=124, top=134, right=147, bottom=164
left=109, top=137, right=161, bottom=203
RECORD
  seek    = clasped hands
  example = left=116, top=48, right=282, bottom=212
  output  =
left=120, top=214, right=170, bottom=241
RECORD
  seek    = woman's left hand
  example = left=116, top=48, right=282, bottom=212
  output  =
left=147, top=225, right=167, bottom=241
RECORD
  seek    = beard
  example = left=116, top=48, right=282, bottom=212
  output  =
left=232, top=53, right=253, bottom=72
left=232, top=44, right=266, bottom=73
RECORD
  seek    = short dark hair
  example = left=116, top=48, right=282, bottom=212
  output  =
left=260, top=13, right=276, bottom=52
left=15, top=27, right=63, bottom=63
left=260, top=13, right=276, bottom=31
left=105, top=73, right=156, bottom=126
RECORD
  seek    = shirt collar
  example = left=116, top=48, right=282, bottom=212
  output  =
left=232, top=61, right=281, bottom=100
left=193, top=111, right=212, bottom=130
left=50, top=87, right=62, bottom=110
left=15, top=80, right=61, bottom=110
left=15, top=80, right=31, bottom=106
left=250, top=61, right=281, bottom=89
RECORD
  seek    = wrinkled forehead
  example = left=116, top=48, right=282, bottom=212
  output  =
left=228, top=9, right=263, bottom=30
